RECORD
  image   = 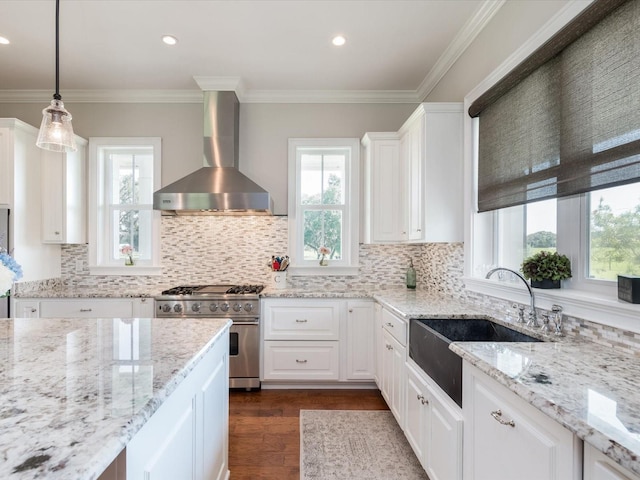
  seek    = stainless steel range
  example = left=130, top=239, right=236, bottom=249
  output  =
left=155, top=284, right=264, bottom=389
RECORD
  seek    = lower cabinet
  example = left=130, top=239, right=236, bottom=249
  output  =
left=126, top=328, right=229, bottom=480
left=261, top=298, right=375, bottom=384
left=463, top=362, right=581, bottom=480
left=405, top=361, right=463, bottom=480
left=381, top=327, right=406, bottom=427
left=12, top=297, right=154, bottom=318
left=584, top=443, right=640, bottom=480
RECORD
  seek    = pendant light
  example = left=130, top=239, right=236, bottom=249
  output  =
left=36, top=0, right=77, bottom=153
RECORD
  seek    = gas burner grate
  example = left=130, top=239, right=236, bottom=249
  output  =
left=225, top=285, right=265, bottom=295
left=161, top=285, right=205, bottom=296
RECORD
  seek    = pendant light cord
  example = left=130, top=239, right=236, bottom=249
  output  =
left=54, top=0, right=61, bottom=101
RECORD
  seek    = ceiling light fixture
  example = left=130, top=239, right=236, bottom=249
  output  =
left=36, top=0, right=76, bottom=153
left=0, top=36, right=9, bottom=45
left=162, top=35, right=178, bottom=45
left=332, top=35, right=346, bottom=47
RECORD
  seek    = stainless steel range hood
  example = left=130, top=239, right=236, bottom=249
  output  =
left=153, top=91, right=273, bottom=215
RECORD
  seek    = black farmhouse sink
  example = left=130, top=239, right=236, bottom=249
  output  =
left=409, top=318, right=541, bottom=407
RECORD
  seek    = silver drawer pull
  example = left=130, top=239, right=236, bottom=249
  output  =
left=491, top=410, right=515, bottom=427
left=385, top=322, right=394, bottom=327
left=417, top=394, right=429, bottom=405
left=79, top=308, right=92, bottom=312
left=296, top=359, right=308, bottom=364
left=296, top=319, right=308, bottom=323
left=385, top=344, right=393, bottom=350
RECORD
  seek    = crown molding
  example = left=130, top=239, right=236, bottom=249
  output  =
left=240, top=89, right=421, bottom=104
left=416, top=0, right=506, bottom=101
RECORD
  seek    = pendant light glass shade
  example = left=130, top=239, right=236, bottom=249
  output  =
left=36, top=98, right=77, bottom=152
left=37, top=0, right=77, bottom=153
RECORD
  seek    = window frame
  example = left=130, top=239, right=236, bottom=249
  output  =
left=463, top=2, right=640, bottom=331
left=287, top=138, right=360, bottom=276
left=88, top=137, right=162, bottom=276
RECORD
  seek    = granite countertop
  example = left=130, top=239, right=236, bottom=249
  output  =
left=0, top=316, right=231, bottom=479
left=373, top=288, right=640, bottom=476
left=15, top=286, right=158, bottom=298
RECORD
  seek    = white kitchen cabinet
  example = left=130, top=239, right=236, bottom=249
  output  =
left=41, top=136, right=87, bottom=244
left=132, top=297, right=154, bottom=317
left=127, top=326, right=229, bottom=480
left=405, top=361, right=463, bottom=480
left=361, top=103, right=463, bottom=244
left=584, top=443, right=640, bottom=480
left=13, top=297, right=154, bottom=319
left=463, top=362, right=581, bottom=480
left=345, top=300, right=375, bottom=381
left=361, top=132, right=404, bottom=243
left=0, top=119, right=60, bottom=282
left=261, top=298, right=375, bottom=384
left=379, top=306, right=407, bottom=427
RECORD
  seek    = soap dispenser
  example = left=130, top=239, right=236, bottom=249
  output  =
left=406, top=259, right=416, bottom=289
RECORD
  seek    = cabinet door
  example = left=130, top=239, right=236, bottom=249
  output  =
left=382, top=329, right=406, bottom=427
left=584, top=443, right=640, bottom=480
left=41, top=150, right=65, bottom=243
left=425, top=383, right=463, bottom=480
left=345, top=300, right=375, bottom=380
left=404, top=117, right=425, bottom=241
left=133, top=297, right=154, bottom=317
left=140, top=399, right=197, bottom=480
left=381, top=329, right=394, bottom=404
left=405, top=362, right=428, bottom=468
left=374, top=303, right=383, bottom=386
left=464, top=363, right=578, bottom=480
left=370, top=137, right=405, bottom=242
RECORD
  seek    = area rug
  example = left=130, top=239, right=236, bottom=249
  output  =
left=300, top=410, right=429, bottom=480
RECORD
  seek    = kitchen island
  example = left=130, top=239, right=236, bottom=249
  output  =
left=0, top=316, right=231, bottom=480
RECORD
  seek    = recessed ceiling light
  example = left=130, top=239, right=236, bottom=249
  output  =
left=162, top=35, right=178, bottom=46
left=0, top=36, right=10, bottom=45
left=332, top=35, right=346, bottom=47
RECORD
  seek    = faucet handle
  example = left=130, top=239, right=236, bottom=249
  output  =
left=512, top=303, right=526, bottom=323
left=540, top=313, right=551, bottom=332
left=551, top=304, right=564, bottom=336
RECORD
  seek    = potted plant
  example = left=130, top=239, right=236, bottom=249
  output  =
left=521, top=251, right=572, bottom=289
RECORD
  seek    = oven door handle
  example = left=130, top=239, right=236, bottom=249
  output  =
left=230, top=319, right=259, bottom=325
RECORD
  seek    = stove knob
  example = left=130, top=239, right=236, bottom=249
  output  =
left=244, top=303, right=254, bottom=312
left=220, top=302, right=230, bottom=312
left=209, top=303, right=218, bottom=312
left=232, top=303, right=242, bottom=312
left=173, top=304, right=183, bottom=313
left=162, top=304, right=171, bottom=313
left=192, top=303, right=201, bottom=313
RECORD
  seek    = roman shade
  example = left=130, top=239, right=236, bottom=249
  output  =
left=471, top=0, right=640, bottom=212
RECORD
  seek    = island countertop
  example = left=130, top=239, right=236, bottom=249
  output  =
left=0, top=316, right=231, bottom=480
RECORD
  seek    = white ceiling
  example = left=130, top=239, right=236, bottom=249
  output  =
left=0, top=0, right=502, bottom=103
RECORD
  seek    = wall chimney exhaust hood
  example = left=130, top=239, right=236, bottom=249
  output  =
left=153, top=91, right=273, bottom=215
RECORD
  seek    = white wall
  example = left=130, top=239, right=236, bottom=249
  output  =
left=0, top=101, right=415, bottom=215
left=425, top=0, right=569, bottom=102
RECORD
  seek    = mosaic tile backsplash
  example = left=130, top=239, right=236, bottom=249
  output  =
left=58, top=216, right=465, bottom=293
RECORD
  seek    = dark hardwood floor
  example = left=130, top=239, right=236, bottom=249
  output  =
left=228, top=388, right=389, bottom=480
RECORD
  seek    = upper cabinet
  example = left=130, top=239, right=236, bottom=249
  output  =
left=362, top=103, right=463, bottom=244
left=41, top=136, right=87, bottom=244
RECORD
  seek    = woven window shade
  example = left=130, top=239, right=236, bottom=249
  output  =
left=472, top=0, right=640, bottom=213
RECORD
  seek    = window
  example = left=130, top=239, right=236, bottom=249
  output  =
left=89, top=138, right=162, bottom=275
left=288, top=138, right=359, bottom=274
left=588, top=183, right=640, bottom=280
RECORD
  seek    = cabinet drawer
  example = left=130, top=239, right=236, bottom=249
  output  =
left=40, top=300, right=134, bottom=318
left=264, top=304, right=340, bottom=340
left=263, top=341, right=339, bottom=380
left=381, top=308, right=407, bottom=346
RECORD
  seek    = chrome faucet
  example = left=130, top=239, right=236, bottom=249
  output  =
left=486, top=267, right=538, bottom=327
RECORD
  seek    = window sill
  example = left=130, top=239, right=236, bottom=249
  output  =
left=89, top=266, right=162, bottom=276
left=464, top=276, right=640, bottom=333
left=288, top=266, right=359, bottom=276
